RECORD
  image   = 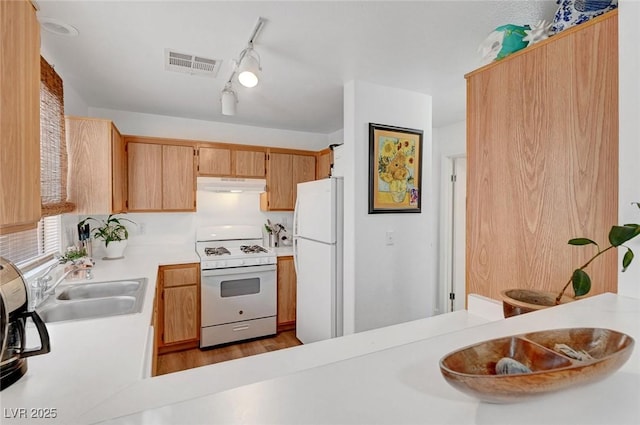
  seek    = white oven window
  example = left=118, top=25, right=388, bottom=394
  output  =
left=220, top=278, right=261, bottom=297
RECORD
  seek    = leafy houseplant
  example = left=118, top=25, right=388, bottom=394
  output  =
left=80, top=214, right=134, bottom=246
left=555, top=202, right=640, bottom=304
left=59, top=246, right=87, bottom=264
left=79, top=214, right=135, bottom=259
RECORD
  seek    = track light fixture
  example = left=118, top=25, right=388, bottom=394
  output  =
left=219, top=17, right=265, bottom=116
left=237, top=43, right=261, bottom=88
left=221, top=83, right=237, bottom=116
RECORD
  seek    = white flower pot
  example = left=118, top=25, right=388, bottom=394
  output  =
left=104, top=240, right=127, bottom=259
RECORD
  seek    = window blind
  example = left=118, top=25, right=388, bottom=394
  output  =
left=40, top=56, right=74, bottom=216
left=0, top=216, right=60, bottom=268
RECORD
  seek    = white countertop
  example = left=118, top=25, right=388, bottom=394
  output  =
left=1, top=244, right=198, bottom=425
left=109, top=294, right=640, bottom=425
left=3, top=245, right=638, bottom=425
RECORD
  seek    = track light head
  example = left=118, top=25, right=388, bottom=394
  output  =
left=237, top=46, right=261, bottom=88
left=221, top=84, right=237, bottom=116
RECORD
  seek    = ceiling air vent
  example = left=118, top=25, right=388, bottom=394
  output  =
left=164, top=49, right=222, bottom=78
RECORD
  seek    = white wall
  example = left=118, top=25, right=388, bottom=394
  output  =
left=62, top=192, right=293, bottom=253
left=88, top=107, right=329, bottom=151
left=64, top=83, right=89, bottom=117
left=618, top=0, right=640, bottom=299
left=343, top=80, right=434, bottom=334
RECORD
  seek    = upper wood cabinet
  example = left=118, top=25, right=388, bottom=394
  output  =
left=465, top=11, right=619, bottom=302
left=260, top=150, right=316, bottom=211
left=198, top=146, right=231, bottom=176
left=198, top=145, right=266, bottom=178
left=126, top=138, right=196, bottom=212
left=316, top=148, right=332, bottom=180
left=0, top=0, right=41, bottom=233
left=66, top=117, right=126, bottom=214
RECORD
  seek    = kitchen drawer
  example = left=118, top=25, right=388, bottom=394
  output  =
left=201, top=316, right=276, bottom=348
left=162, top=265, right=199, bottom=288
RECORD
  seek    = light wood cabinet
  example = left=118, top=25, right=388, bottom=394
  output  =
left=66, top=117, right=126, bottom=214
left=0, top=0, right=41, bottom=233
left=198, top=145, right=266, bottom=178
left=162, top=144, right=195, bottom=210
left=156, top=263, right=200, bottom=354
left=316, top=148, right=332, bottom=179
left=277, top=256, right=296, bottom=331
left=465, top=11, right=618, bottom=302
left=234, top=149, right=266, bottom=177
left=261, top=150, right=316, bottom=211
left=198, top=146, right=231, bottom=176
left=126, top=140, right=196, bottom=211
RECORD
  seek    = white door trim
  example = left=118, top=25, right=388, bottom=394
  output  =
left=438, top=154, right=466, bottom=313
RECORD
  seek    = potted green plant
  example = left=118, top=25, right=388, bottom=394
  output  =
left=502, top=203, right=640, bottom=317
left=79, top=214, right=135, bottom=259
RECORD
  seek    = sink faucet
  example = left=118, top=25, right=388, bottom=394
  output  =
left=43, top=266, right=82, bottom=295
left=32, top=264, right=83, bottom=308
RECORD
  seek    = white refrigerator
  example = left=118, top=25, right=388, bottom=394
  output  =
left=293, top=177, right=344, bottom=344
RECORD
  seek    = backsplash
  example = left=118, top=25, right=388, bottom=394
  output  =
left=61, top=191, right=292, bottom=252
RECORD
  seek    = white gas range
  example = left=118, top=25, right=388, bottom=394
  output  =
left=196, top=225, right=277, bottom=348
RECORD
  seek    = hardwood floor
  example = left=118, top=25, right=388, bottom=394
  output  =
left=156, top=330, right=302, bottom=376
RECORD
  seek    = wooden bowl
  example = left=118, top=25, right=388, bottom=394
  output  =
left=439, top=328, right=634, bottom=403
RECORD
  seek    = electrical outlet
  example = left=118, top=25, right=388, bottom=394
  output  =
left=385, top=231, right=394, bottom=246
left=138, top=223, right=146, bottom=235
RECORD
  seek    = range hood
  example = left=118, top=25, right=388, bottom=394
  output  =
left=196, top=177, right=266, bottom=193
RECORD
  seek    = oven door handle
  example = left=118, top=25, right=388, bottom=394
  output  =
left=201, top=264, right=276, bottom=277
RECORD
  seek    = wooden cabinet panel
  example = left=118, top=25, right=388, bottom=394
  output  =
left=199, top=147, right=231, bottom=176
left=126, top=140, right=195, bottom=212
left=293, top=155, right=316, bottom=201
left=267, top=153, right=294, bottom=210
left=465, top=12, right=618, bottom=302
left=0, top=0, right=41, bottom=232
left=163, top=285, right=199, bottom=345
left=262, top=152, right=317, bottom=211
left=66, top=117, right=126, bottom=214
left=316, top=149, right=332, bottom=179
left=162, top=144, right=195, bottom=210
left=111, top=126, right=126, bottom=213
left=157, top=263, right=200, bottom=353
left=127, top=142, right=163, bottom=210
left=235, top=150, right=266, bottom=177
left=163, top=266, right=199, bottom=288
left=277, top=256, right=296, bottom=330
left=198, top=146, right=265, bottom=178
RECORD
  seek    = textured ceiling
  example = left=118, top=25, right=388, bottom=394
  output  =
left=37, top=1, right=559, bottom=133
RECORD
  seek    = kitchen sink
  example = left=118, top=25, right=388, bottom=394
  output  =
left=57, top=280, right=143, bottom=300
left=37, top=278, right=147, bottom=323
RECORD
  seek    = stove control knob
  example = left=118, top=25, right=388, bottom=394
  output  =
left=239, top=260, right=245, bottom=265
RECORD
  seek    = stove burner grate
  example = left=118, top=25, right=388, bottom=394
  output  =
left=240, top=245, right=268, bottom=254
left=204, top=247, right=230, bottom=256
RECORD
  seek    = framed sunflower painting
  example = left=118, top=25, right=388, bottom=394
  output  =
left=368, top=123, right=423, bottom=214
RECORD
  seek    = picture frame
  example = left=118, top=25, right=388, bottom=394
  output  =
left=368, top=123, right=423, bottom=214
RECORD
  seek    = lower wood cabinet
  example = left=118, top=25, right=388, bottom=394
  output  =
left=156, top=263, right=200, bottom=354
left=277, top=256, right=297, bottom=331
